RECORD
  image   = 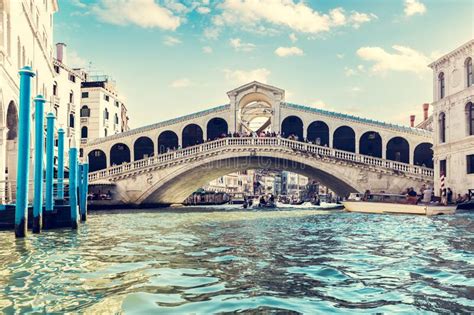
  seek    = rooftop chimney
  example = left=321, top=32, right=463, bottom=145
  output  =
left=410, top=115, right=416, bottom=128
left=56, top=43, right=67, bottom=64
left=423, top=103, right=429, bottom=121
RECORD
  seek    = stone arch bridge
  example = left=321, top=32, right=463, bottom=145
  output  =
left=83, top=82, right=434, bottom=205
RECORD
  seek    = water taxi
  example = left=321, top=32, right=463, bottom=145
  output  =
left=343, top=193, right=456, bottom=216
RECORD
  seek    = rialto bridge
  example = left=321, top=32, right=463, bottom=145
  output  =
left=83, top=82, right=434, bottom=205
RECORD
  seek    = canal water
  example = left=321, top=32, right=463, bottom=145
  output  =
left=0, top=208, right=473, bottom=314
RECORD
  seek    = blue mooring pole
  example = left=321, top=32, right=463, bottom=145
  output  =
left=69, top=139, right=79, bottom=229
left=32, top=95, right=46, bottom=234
left=45, top=112, right=55, bottom=212
left=15, top=66, right=35, bottom=238
left=57, top=128, right=65, bottom=200
left=79, top=159, right=89, bottom=222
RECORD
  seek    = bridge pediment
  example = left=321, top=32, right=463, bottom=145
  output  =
left=227, top=81, right=285, bottom=104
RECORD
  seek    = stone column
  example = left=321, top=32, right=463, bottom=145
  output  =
left=0, top=127, right=5, bottom=203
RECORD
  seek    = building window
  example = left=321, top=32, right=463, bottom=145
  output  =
left=468, top=102, right=474, bottom=136
left=81, top=126, right=88, bottom=139
left=439, top=112, right=446, bottom=143
left=438, top=72, right=445, bottom=99
left=82, top=92, right=89, bottom=98
left=69, top=91, right=74, bottom=103
left=104, top=95, right=109, bottom=102
left=54, top=65, right=60, bottom=74
left=440, top=159, right=447, bottom=177
left=467, top=155, right=474, bottom=174
left=69, top=74, right=76, bottom=82
left=114, top=113, right=119, bottom=124
left=467, top=57, right=473, bottom=87
left=80, top=105, right=90, bottom=117
left=115, top=101, right=119, bottom=107
left=53, top=81, right=58, bottom=96
left=104, top=108, right=109, bottom=120
left=69, top=113, right=75, bottom=128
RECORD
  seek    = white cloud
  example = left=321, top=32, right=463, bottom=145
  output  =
left=356, top=45, right=431, bottom=75
left=202, top=46, right=213, bottom=54
left=349, top=11, right=377, bottom=28
left=329, top=8, right=346, bottom=26
left=213, top=0, right=376, bottom=34
left=197, top=6, right=211, bottom=14
left=170, top=78, right=192, bottom=88
left=404, top=0, right=426, bottom=16
left=68, top=50, right=87, bottom=68
left=344, top=67, right=356, bottom=77
left=165, top=0, right=188, bottom=13
left=274, top=46, right=304, bottom=57
left=163, top=36, right=182, bottom=46
left=70, top=0, right=87, bottom=8
left=92, top=0, right=180, bottom=30
left=204, top=27, right=220, bottom=39
left=224, top=68, right=271, bottom=85
left=289, top=33, right=297, bottom=42
left=229, top=38, right=256, bottom=52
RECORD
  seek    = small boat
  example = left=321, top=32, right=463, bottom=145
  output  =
left=343, top=193, right=456, bottom=216
left=456, top=200, right=474, bottom=212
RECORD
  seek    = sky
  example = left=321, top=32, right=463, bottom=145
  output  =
left=54, top=0, right=473, bottom=129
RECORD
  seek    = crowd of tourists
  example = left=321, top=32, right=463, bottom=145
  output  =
left=402, top=185, right=471, bottom=205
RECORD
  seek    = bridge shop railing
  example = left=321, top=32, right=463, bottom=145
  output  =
left=88, top=137, right=434, bottom=182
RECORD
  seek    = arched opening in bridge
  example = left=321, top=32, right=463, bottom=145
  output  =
left=207, top=118, right=228, bottom=141
left=307, top=121, right=329, bottom=146
left=238, top=92, right=273, bottom=133
left=134, top=136, right=154, bottom=161
left=414, top=143, right=433, bottom=168
left=182, top=124, right=203, bottom=148
left=281, top=116, right=303, bottom=140
left=158, top=130, right=179, bottom=154
left=6, top=101, right=18, bottom=140
left=386, top=137, right=409, bottom=163
left=88, top=149, right=107, bottom=172
left=359, top=131, right=382, bottom=158
left=333, top=126, right=355, bottom=153
left=110, top=143, right=131, bottom=166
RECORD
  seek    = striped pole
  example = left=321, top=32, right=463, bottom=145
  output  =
left=14, top=66, right=35, bottom=238
left=32, top=95, right=46, bottom=234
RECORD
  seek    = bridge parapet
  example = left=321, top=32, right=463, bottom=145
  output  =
left=88, top=137, right=434, bottom=183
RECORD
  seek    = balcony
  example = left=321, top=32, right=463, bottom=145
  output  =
left=67, top=127, right=75, bottom=138
left=52, top=96, right=60, bottom=106
left=81, top=138, right=88, bottom=145
left=80, top=117, right=89, bottom=124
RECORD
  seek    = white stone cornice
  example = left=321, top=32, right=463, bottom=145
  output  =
left=428, top=39, right=474, bottom=69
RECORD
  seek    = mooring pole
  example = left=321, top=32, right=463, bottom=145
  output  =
left=15, top=66, right=35, bottom=238
left=32, top=95, right=46, bottom=234
left=80, top=159, right=89, bottom=222
left=57, top=128, right=65, bottom=200
left=45, top=112, right=55, bottom=211
left=69, top=138, right=79, bottom=229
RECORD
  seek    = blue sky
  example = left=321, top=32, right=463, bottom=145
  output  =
left=55, top=0, right=473, bottom=128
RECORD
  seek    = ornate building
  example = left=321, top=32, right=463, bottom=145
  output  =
left=429, top=39, right=473, bottom=196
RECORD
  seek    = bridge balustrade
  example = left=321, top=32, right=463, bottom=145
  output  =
left=88, top=137, right=434, bottom=182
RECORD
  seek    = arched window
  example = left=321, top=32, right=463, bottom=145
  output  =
left=104, top=129, right=108, bottom=137
left=110, top=143, right=131, bottom=165
left=307, top=121, right=329, bottom=146
left=386, top=137, right=410, bottom=164
left=134, top=137, right=154, bottom=161
left=466, top=57, right=473, bottom=87
left=414, top=143, right=433, bottom=168
left=439, top=112, right=446, bottom=143
left=281, top=116, right=303, bottom=140
left=104, top=108, right=109, bottom=120
left=80, top=105, right=90, bottom=117
left=333, top=126, right=355, bottom=152
left=207, top=118, right=228, bottom=141
left=69, top=113, right=75, bottom=128
left=88, top=149, right=107, bottom=172
left=114, top=113, right=119, bottom=125
left=81, top=126, right=88, bottom=139
left=359, top=131, right=382, bottom=158
left=182, top=124, right=203, bottom=148
left=158, top=130, right=179, bottom=153
left=466, top=102, right=474, bottom=136
left=69, top=90, right=74, bottom=103
left=53, top=81, right=58, bottom=96
left=438, top=72, right=445, bottom=99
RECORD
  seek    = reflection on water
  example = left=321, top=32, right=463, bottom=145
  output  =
left=0, top=208, right=473, bottom=313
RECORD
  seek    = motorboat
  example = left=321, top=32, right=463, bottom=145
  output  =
left=343, top=193, right=456, bottom=216
left=456, top=200, right=474, bottom=212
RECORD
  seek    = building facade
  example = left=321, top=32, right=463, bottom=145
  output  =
left=0, top=0, right=59, bottom=200
left=79, top=75, right=128, bottom=145
left=429, top=40, right=474, bottom=196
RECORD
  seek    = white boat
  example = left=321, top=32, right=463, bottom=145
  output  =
left=343, top=193, right=456, bottom=216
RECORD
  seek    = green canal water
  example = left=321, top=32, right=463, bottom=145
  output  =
left=0, top=208, right=473, bottom=314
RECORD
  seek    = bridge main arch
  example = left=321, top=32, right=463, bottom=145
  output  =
left=138, top=152, right=360, bottom=205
